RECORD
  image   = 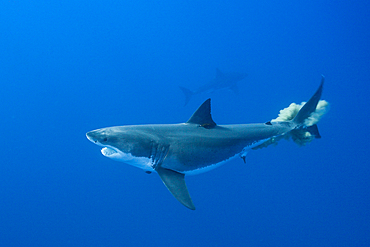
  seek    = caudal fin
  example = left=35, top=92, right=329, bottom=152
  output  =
left=179, top=86, right=193, bottom=106
left=288, top=76, right=328, bottom=146
left=293, top=76, right=324, bottom=126
left=267, top=76, right=329, bottom=147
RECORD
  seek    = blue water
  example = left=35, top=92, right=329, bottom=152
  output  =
left=1, top=1, right=369, bottom=246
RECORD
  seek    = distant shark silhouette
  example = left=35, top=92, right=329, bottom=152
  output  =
left=179, top=68, right=248, bottom=106
left=86, top=77, right=328, bottom=210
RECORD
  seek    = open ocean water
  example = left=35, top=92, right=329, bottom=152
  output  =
left=0, top=1, right=369, bottom=246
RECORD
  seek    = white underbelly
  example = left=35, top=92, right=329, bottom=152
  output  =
left=183, top=153, right=240, bottom=176
left=182, top=138, right=271, bottom=176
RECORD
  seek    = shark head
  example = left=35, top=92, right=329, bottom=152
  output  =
left=86, top=126, right=159, bottom=172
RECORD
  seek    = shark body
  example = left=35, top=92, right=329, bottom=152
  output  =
left=87, top=78, right=325, bottom=210
left=180, top=68, right=247, bottom=106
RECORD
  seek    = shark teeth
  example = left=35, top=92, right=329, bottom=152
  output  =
left=101, top=147, right=117, bottom=156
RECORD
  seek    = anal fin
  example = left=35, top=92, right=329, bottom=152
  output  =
left=156, top=166, right=195, bottom=210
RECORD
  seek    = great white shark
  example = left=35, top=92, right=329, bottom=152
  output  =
left=86, top=77, right=327, bottom=210
left=179, top=68, right=248, bottom=106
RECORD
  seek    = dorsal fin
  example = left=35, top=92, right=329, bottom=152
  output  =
left=186, top=99, right=216, bottom=128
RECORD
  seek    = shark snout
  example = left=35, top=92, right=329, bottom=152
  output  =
left=86, top=131, right=100, bottom=144
left=86, top=130, right=110, bottom=147
left=86, top=132, right=95, bottom=143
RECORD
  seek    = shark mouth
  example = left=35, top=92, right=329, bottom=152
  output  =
left=101, top=147, right=118, bottom=157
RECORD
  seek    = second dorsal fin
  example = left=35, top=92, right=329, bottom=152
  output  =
left=186, top=99, right=216, bottom=128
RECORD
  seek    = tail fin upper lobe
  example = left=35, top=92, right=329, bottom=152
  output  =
left=293, top=76, right=324, bottom=126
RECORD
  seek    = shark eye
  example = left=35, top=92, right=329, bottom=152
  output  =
left=103, top=137, right=108, bottom=142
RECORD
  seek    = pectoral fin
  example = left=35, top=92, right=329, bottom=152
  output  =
left=156, top=166, right=195, bottom=210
